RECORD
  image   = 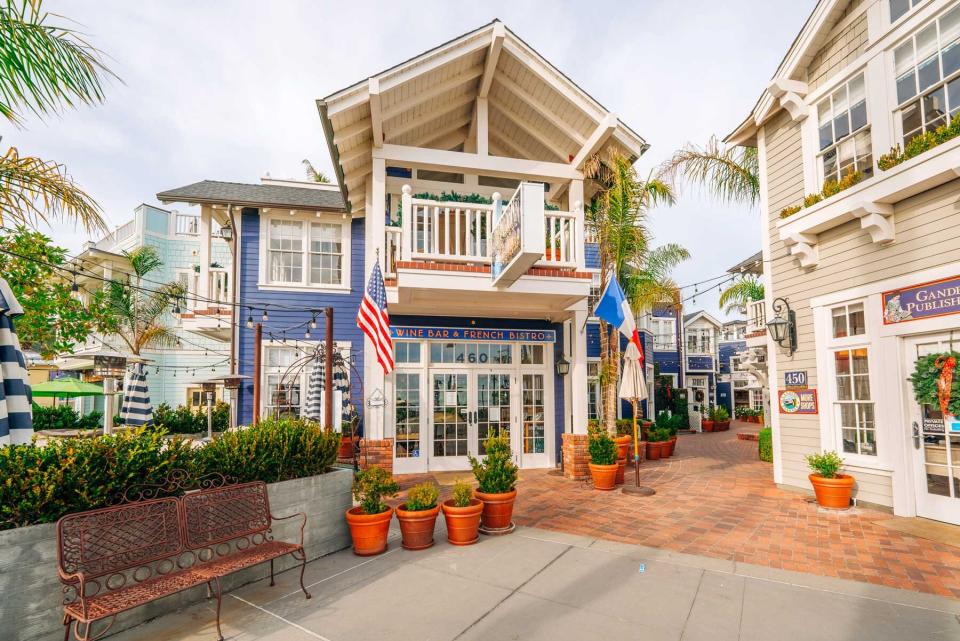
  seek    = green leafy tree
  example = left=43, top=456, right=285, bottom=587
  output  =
left=660, top=135, right=760, bottom=207
left=0, top=0, right=115, bottom=232
left=302, top=159, right=331, bottom=183
left=718, top=275, right=765, bottom=314
left=0, top=226, right=101, bottom=357
left=93, top=246, right=182, bottom=355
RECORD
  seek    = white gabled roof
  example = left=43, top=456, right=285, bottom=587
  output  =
left=317, top=19, right=649, bottom=213
left=683, top=310, right=724, bottom=329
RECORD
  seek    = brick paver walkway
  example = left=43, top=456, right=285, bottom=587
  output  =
left=396, top=421, right=960, bottom=599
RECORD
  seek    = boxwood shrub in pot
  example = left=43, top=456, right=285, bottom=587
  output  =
left=441, top=479, right=483, bottom=545
left=345, top=467, right=399, bottom=556
left=396, top=481, right=440, bottom=550
left=588, top=429, right=618, bottom=490
left=805, top=451, right=854, bottom=509
left=469, top=433, right=518, bottom=532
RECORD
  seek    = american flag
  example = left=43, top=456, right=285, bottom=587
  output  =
left=357, top=260, right=394, bottom=374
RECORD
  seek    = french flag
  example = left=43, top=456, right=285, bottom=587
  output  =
left=593, top=275, right=644, bottom=366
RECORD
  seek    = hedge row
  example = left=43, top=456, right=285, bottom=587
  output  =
left=0, top=418, right=341, bottom=530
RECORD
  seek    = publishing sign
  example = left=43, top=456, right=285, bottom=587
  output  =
left=390, top=326, right=556, bottom=343
left=778, top=389, right=818, bottom=415
left=883, top=275, right=960, bottom=324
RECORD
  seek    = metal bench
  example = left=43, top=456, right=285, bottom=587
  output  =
left=56, top=478, right=311, bottom=641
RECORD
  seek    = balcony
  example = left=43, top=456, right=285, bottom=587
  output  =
left=179, top=268, right=231, bottom=341
left=384, top=182, right=589, bottom=319
left=745, top=299, right=767, bottom=348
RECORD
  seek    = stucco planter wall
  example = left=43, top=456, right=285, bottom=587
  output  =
left=0, top=467, right=353, bottom=641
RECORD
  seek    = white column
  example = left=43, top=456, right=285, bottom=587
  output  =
left=198, top=206, right=212, bottom=301
left=476, top=97, right=489, bottom=156
left=364, top=158, right=387, bottom=439
left=401, top=184, right=412, bottom=261
left=569, top=179, right=585, bottom=270
left=570, top=307, right=589, bottom=434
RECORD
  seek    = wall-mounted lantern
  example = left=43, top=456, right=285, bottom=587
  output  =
left=767, top=297, right=797, bottom=356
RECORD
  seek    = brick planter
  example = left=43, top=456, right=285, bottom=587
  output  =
left=359, top=438, right=394, bottom=473
left=561, top=433, right=590, bottom=480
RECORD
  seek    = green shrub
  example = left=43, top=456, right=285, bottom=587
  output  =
left=351, top=466, right=398, bottom=515
left=758, top=427, right=773, bottom=463
left=451, top=480, right=474, bottom=507
left=0, top=428, right=194, bottom=530
left=646, top=427, right=670, bottom=443
left=405, top=482, right=439, bottom=511
left=153, top=402, right=230, bottom=434
left=588, top=430, right=617, bottom=465
left=802, top=192, right=823, bottom=207
left=805, top=450, right=844, bottom=479
left=469, top=433, right=518, bottom=494
left=32, top=404, right=102, bottom=431
left=615, top=418, right=633, bottom=436
left=714, top=406, right=730, bottom=422
left=193, top=417, right=340, bottom=484
left=780, top=204, right=802, bottom=219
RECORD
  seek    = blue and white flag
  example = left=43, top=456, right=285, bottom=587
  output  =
left=593, top=275, right=644, bottom=365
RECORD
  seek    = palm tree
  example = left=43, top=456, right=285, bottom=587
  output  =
left=660, top=135, right=760, bottom=207
left=97, top=247, right=182, bottom=356
left=0, top=0, right=113, bottom=233
left=585, top=152, right=681, bottom=433
left=718, top=275, right=764, bottom=315
left=302, top=159, right=331, bottom=183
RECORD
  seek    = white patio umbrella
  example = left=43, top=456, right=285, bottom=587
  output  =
left=119, top=362, right=153, bottom=427
left=619, top=341, right=650, bottom=492
left=0, top=278, right=32, bottom=445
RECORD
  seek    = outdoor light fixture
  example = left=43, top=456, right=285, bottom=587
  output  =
left=219, top=224, right=233, bottom=241
left=767, top=297, right=797, bottom=356
left=262, top=308, right=269, bottom=322
left=246, top=314, right=254, bottom=329
left=555, top=355, right=570, bottom=377
left=310, top=315, right=317, bottom=330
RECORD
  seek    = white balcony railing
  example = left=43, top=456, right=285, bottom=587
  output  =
left=94, top=219, right=136, bottom=250
left=542, top=210, right=577, bottom=268
left=384, top=226, right=401, bottom=278
left=746, top=299, right=766, bottom=334
left=175, top=214, right=200, bottom=235
left=209, top=269, right=229, bottom=305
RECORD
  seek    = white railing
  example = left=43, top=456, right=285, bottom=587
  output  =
left=408, top=197, right=495, bottom=263
left=384, top=226, right=401, bottom=278
left=746, top=299, right=766, bottom=334
left=209, top=269, right=229, bottom=305
left=540, top=210, right=577, bottom=268
left=175, top=214, right=200, bottom=235
left=94, top=219, right=136, bottom=250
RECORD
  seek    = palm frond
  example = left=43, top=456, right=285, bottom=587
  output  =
left=302, top=159, right=331, bottom=183
left=124, top=246, right=163, bottom=278
left=718, top=276, right=765, bottom=314
left=660, top=136, right=759, bottom=207
left=0, top=0, right=116, bottom=124
left=0, top=145, right=105, bottom=232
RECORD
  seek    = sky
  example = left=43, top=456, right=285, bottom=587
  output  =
left=9, top=0, right=816, bottom=321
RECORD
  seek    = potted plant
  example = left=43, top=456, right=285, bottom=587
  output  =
left=345, top=467, right=399, bottom=556
left=715, top=406, right=730, bottom=431
left=469, top=433, right=519, bottom=532
left=702, top=406, right=716, bottom=432
left=441, top=480, right=484, bottom=545
left=396, top=481, right=440, bottom=550
left=614, top=420, right=633, bottom=484
left=805, top=451, right=854, bottom=509
left=645, top=428, right=667, bottom=460
left=666, top=416, right=682, bottom=456
left=588, top=429, right=619, bottom=490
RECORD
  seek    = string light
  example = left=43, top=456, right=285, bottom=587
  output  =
left=305, top=328, right=312, bottom=339
left=309, top=315, right=317, bottom=330
left=262, top=308, right=269, bottom=322
left=246, top=311, right=254, bottom=329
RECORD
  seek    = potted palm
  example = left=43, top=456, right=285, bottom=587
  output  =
left=702, top=406, right=716, bottom=432
left=441, top=480, right=484, bottom=545
left=469, top=433, right=519, bottom=533
left=715, top=406, right=730, bottom=431
left=345, top=467, right=399, bottom=556
left=805, top=451, right=854, bottom=509
left=588, top=429, right=619, bottom=490
left=396, top=481, right=440, bottom=550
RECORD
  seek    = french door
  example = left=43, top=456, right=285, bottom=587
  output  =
left=429, top=370, right=472, bottom=471
left=904, top=334, right=960, bottom=525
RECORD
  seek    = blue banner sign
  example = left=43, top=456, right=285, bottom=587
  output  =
left=391, top=326, right=556, bottom=343
left=883, top=275, right=960, bottom=324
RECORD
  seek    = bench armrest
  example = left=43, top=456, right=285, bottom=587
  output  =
left=57, top=568, right=91, bottom=620
left=270, top=511, right=308, bottom=548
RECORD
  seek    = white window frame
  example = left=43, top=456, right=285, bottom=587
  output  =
left=816, top=72, right=873, bottom=185
left=685, top=327, right=714, bottom=355
left=587, top=271, right=601, bottom=317
left=587, top=359, right=601, bottom=421
left=258, top=212, right=351, bottom=292
left=889, top=0, right=922, bottom=25
left=652, top=317, right=676, bottom=351
left=260, top=340, right=351, bottom=418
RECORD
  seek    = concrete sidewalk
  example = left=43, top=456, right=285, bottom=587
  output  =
left=108, top=524, right=960, bottom=641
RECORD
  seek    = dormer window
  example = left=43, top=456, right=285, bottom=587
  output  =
left=816, top=73, right=872, bottom=183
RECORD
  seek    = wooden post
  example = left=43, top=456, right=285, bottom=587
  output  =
left=324, top=307, right=334, bottom=432
left=253, top=322, right=262, bottom=425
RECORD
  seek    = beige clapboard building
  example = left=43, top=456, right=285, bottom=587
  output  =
left=728, top=0, right=960, bottom=525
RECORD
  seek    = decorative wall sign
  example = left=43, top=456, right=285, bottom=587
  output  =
left=783, top=370, right=808, bottom=388
left=778, top=389, right=818, bottom=414
left=391, top=326, right=556, bottom=343
left=883, top=275, right=960, bottom=324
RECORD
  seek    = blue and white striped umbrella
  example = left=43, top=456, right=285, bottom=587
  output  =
left=0, top=278, right=32, bottom=445
left=305, top=355, right=350, bottom=426
left=119, top=362, right=152, bottom=427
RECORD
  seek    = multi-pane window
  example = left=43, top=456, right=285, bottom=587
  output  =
left=395, top=373, right=421, bottom=458
left=522, top=374, right=545, bottom=454
left=429, top=342, right=512, bottom=364
left=834, top=348, right=876, bottom=456
left=432, top=373, right=468, bottom=457
left=817, top=74, right=872, bottom=183
left=652, top=318, right=675, bottom=350
left=587, top=361, right=600, bottom=420
left=686, top=328, right=713, bottom=354
left=267, top=218, right=346, bottom=287
left=831, top=303, right=866, bottom=338
left=890, top=0, right=920, bottom=23
left=894, top=6, right=960, bottom=145
left=395, top=341, right=421, bottom=364
left=478, top=373, right=511, bottom=454
left=588, top=272, right=601, bottom=314
left=520, top=344, right=544, bottom=365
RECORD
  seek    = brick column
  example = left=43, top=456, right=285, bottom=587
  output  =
left=359, top=438, right=394, bottom=474
left=561, top=433, right=590, bottom=480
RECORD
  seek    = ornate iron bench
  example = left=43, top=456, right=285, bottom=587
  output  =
left=56, top=477, right=311, bottom=641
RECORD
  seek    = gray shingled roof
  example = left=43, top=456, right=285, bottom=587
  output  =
left=156, top=180, right=345, bottom=211
left=726, top=251, right=763, bottom=275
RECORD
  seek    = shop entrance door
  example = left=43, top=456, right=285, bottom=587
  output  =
left=905, top=334, right=960, bottom=525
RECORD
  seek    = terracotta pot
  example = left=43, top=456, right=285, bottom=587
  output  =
left=441, top=499, right=483, bottom=545
left=345, top=506, right=393, bottom=556
left=338, top=436, right=354, bottom=459
left=719, top=420, right=730, bottom=431
left=589, top=462, right=618, bottom=490
left=614, top=435, right=631, bottom=460
left=809, top=473, right=855, bottom=509
left=646, top=440, right=661, bottom=460
left=702, top=420, right=715, bottom=432
left=395, top=503, right=440, bottom=550
left=475, top=488, right=517, bottom=530
left=615, top=458, right=626, bottom=484
left=666, top=436, right=677, bottom=457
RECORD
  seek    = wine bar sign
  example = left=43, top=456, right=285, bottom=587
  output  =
left=883, top=275, right=960, bottom=324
